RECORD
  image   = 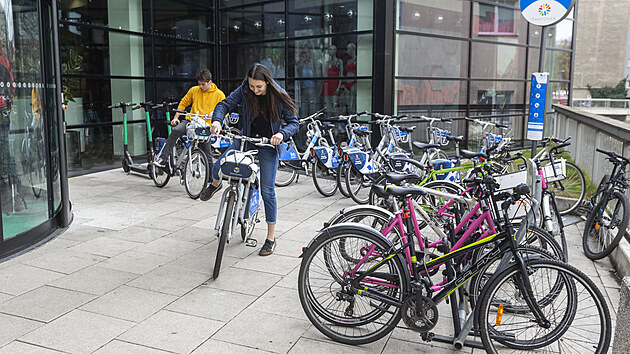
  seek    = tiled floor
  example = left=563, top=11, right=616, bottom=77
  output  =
left=0, top=168, right=621, bottom=353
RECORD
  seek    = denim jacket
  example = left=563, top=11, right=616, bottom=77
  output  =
left=211, top=78, right=299, bottom=153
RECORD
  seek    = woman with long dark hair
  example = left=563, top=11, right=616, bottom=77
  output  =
left=201, top=63, right=298, bottom=256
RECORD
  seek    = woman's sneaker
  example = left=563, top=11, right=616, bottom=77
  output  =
left=200, top=183, right=223, bottom=201
left=259, top=239, right=276, bottom=256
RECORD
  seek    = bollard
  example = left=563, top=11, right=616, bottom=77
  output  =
left=612, top=276, right=630, bottom=353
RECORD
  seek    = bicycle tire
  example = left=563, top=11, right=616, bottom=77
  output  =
left=547, top=161, right=586, bottom=215
left=151, top=162, right=170, bottom=188
left=298, top=224, right=409, bottom=345
left=275, top=160, right=298, bottom=187
left=583, top=190, right=629, bottom=260
left=312, top=159, right=338, bottom=197
left=214, top=191, right=235, bottom=279
left=346, top=164, right=374, bottom=204
left=478, top=259, right=611, bottom=353
left=184, top=149, right=209, bottom=199
left=336, top=162, right=351, bottom=197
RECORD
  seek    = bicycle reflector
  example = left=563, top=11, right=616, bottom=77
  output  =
left=343, top=154, right=349, bottom=161
left=310, top=149, right=316, bottom=157
left=339, top=149, right=344, bottom=157
left=496, top=304, right=504, bottom=326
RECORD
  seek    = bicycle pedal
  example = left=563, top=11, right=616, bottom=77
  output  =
left=245, top=238, right=258, bottom=247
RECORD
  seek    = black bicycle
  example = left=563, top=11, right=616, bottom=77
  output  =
left=582, top=148, right=630, bottom=260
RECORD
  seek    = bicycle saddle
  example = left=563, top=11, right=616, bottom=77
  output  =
left=412, top=141, right=440, bottom=150
left=398, top=126, right=416, bottom=133
left=459, top=149, right=487, bottom=159
left=446, top=135, right=463, bottom=142
left=371, top=184, right=427, bottom=198
left=383, top=171, right=423, bottom=185
left=321, top=122, right=335, bottom=130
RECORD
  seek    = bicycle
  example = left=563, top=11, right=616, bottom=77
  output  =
left=212, top=132, right=273, bottom=279
left=298, top=157, right=611, bottom=352
left=151, top=110, right=212, bottom=199
left=20, top=111, right=45, bottom=198
left=274, top=109, right=328, bottom=187
left=581, top=148, right=630, bottom=260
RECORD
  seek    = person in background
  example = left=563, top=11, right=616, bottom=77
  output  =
left=153, top=69, right=225, bottom=168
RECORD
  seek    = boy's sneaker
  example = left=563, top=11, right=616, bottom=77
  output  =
left=259, top=239, right=276, bottom=256
left=200, top=183, right=223, bottom=201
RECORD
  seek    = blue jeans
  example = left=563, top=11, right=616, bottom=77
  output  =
left=212, top=141, right=279, bottom=224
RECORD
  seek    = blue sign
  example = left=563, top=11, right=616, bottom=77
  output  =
left=527, top=73, right=549, bottom=141
left=520, top=0, right=574, bottom=27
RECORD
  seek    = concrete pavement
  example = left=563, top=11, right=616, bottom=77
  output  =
left=0, top=168, right=622, bottom=353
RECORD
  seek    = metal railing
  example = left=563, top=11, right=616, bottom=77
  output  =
left=572, top=98, right=630, bottom=109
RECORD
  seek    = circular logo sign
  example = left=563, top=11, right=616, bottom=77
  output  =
left=520, top=0, right=574, bottom=26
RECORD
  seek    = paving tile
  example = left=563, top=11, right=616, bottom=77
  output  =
left=301, top=325, right=389, bottom=353
left=107, top=226, right=170, bottom=244
left=57, top=225, right=110, bottom=242
left=192, top=339, right=269, bottom=353
left=165, top=226, right=216, bottom=244
left=247, top=285, right=308, bottom=321
left=275, top=267, right=300, bottom=290
left=117, top=310, right=223, bottom=353
left=98, top=249, right=173, bottom=275
left=68, top=236, right=142, bottom=258
left=23, top=249, right=107, bottom=274
left=204, top=267, right=281, bottom=297
left=383, top=337, right=462, bottom=353
left=166, top=286, right=256, bottom=322
left=212, top=308, right=310, bottom=353
left=134, top=237, right=203, bottom=258
left=0, top=313, right=43, bottom=347
left=19, top=310, right=134, bottom=353
left=0, top=293, right=13, bottom=304
left=80, top=285, right=177, bottom=323
left=0, top=286, right=95, bottom=322
left=0, top=264, right=64, bottom=296
left=137, top=215, right=198, bottom=232
left=232, top=252, right=300, bottom=276
left=271, top=238, right=309, bottom=258
left=126, top=264, right=209, bottom=296
left=48, top=266, right=138, bottom=296
left=287, top=337, right=371, bottom=354
left=93, top=340, right=170, bottom=353
left=0, top=341, right=62, bottom=353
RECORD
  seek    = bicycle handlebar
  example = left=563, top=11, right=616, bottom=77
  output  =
left=108, top=102, right=137, bottom=109
left=220, top=132, right=274, bottom=148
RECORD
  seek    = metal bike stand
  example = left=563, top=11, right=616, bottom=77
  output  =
left=433, top=157, right=542, bottom=350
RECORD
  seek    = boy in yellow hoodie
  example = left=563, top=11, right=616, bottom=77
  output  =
left=154, top=69, right=225, bottom=167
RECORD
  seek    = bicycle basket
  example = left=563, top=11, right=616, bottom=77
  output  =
left=186, top=121, right=212, bottom=142
left=219, top=151, right=258, bottom=180
left=428, top=127, right=450, bottom=146
left=227, top=112, right=240, bottom=125
left=542, top=158, right=566, bottom=183
left=431, top=158, right=460, bottom=182
left=393, top=126, right=409, bottom=144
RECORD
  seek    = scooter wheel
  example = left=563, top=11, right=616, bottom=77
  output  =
left=122, top=158, right=130, bottom=173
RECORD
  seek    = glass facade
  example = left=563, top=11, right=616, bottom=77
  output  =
left=0, top=0, right=64, bottom=247
left=58, top=0, right=214, bottom=175
left=395, top=0, right=575, bottom=147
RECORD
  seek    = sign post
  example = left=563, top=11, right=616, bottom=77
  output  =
left=519, top=0, right=575, bottom=155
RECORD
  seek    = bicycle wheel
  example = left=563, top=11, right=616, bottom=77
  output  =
left=478, top=259, right=611, bottom=353
left=214, top=191, right=235, bottom=279
left=312, top=159, right=338, bottom=197
left=328, top=206, right=403, bottom=253
left=346, top=165, right=374, bottom=204
left=298, top=225, right=409, bottom=345
left=275, top=160, right=298, bottom=187
left=336, top=162, right=351, bottom=197
left=184, top=149, right=209, bottom=199
left=547, top=161, right=585, bottom=215
left=150, top=162, right=170, bottom=188
left=583, top=190, right=629, bottom=260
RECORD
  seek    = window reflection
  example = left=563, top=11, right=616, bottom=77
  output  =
left=473, top=3, right=526, bottom=44
left=469, top=80, right=525, bottom=115
left=1, top=0, right=49, bottom=238
left=471, top=42, right=525, bottom=79
left=222, top=2, right=284, bottom=43
left=153, top=0, right=213, bottom=43
left=396, top=34, right=468, bottom=77
left=397, top=0, right=469, bottom=37
left=59, top=0, right=151, bottom=33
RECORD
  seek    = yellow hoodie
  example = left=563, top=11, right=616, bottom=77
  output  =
left=178, top=82, right=226, bottom=124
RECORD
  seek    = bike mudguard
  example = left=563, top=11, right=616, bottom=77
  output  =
left=279, top=142, right=300, bottom=160
left=245, top=185, right=260, bottom=218
left=347, top=149, right=377, bottom=173
left=431, top=158, right=460, bottom=182
left=324, top=204, right=394, bottom=228
left=313, top=146, right=340, bottom=168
